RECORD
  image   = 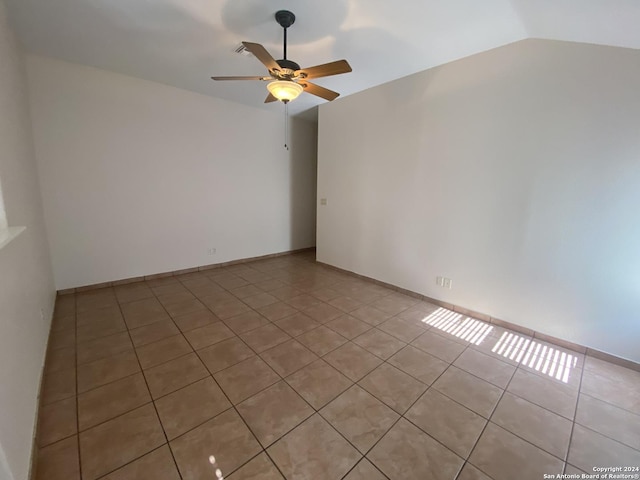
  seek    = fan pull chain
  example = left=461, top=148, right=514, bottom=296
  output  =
left=284, top=102, right=290, bottom=151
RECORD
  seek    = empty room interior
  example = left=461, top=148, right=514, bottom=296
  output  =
left=1, top=1, right=640, bottom=479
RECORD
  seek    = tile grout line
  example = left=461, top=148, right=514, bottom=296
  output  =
left=116, top=288, right=185, bottom=480
left=74, top=293, right=83, bottom=480
left=563, top=356, right=587, bottom=474
left=451, top=343, right=521, bottom=480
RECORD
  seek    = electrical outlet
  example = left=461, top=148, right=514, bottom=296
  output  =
left=207, top=248, right=216, bottom=255
left=320, top=198, right=327, bottom=206
left=443, top=278, right=452, bottom=289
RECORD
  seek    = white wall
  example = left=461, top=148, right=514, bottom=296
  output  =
left=317, top=39, right=640, bottom=363
left=26, top=56, right=317, bottom=290
left=0, top=1, right=56, bottom=479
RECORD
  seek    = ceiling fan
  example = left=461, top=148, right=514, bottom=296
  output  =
left=212, top=10, right=352, bottom=104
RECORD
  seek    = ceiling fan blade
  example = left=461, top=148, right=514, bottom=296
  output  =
left=296, top=60, right=352, bottom=79
left=265, top=93, right=278, bottom=103
left=300, top=81, right=340, bottom=101
left=242, top=42, right=281, bottom=73
left=211, top=76, right=269, bottom=81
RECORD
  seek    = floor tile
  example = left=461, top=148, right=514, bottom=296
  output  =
left=296, top=325, right=347, bottom=355
left=36, top=436, right=80, bottom=480
left=285, top=359, right=353, bottom=409
left=469, top=423, right=564, bottom=480
left=76, top=305, right=122, bottom=327
left=230, top=284, right=263, bottom=299
left=76, top=291, right=118, bottom=314
left=45, top=346, right=76, bottom=374
left=183, top=321, right=235, bottom=350
left=329, top=296, right=364, bottom=313
left=170, top=409, right=261, bottom=480
left=492, top=392, right=572, bottom=459
left=214, top=356, right=280, bottom=404
left=411, top=330, right=467, bottom=363
left=226, top=452, right=284, bottom=480
left=575, top=393, right=640, bottom=449
left=79, top=404, right=165, bottom=480
left=568, top=424, right=640, bottom=473
left=321, top=385, right=399, bottom=453
left=76, top=317, right=127, bottom=344
left=368, top=418, right=463, bottom=480
left=255, top=278, right=287, bottom=293
left=457, top=463, right=493, bottom=480
left=274, top=312, right=320, bottom=337
left=453, top=348, right=515, bottom=388
left=377, top=316, right=425, bottom=343
left=50, top=315, right=75, bottom=333
left=78, top=373, right=151, bottom=431
left=172, top=309, right=219, bottom=332
left=269, top=285, right=305, bottom=301
left=406, top=389, right=486, bottom=458
left=48, top=327, right=76, bottom=350
left=268, top=414, right=361, bottom=480
left=76, top=332, right=133, bottom=365
left=286, top=294, right=322, bottom=310
left=303, top=303, right=344, bottom=323
left=197, top=337, right=255, bottom=374
left=353, top=328, right=406, bottom=359
left=324, top=342, right=383, bottom=382
left=101, top=445, right=180, bottom=480
left=507, top=368, right=578, bottom=419
left=238, top=381, right=314, bottom=447
left=153, top=283, right=189, bottom=297
left=260, top=339, right=318, bottom=377
left=144, top=353, right=209, bottom=399
left=343, top=459, right=387, bottom=480
left=433, top=367, right=502, bottom=418
left=240, top=323, right=291, bottom=353
left=326, top=314, right=372, bottom=339
left=257, top=301, right=299, bottom=321
left=155, top=377, right=231, bottom=440
left=136, top=334, right=193, bottom=369
left=243, top=292, right=279, bottom=309
left=77, top=350, right=140, bottom=393
left=41, top=368, right=76, bottom=405
left=38, top=396, right=77, bottom=447
left=113, top=283, right=154, bottom=304
left=369, top=295, right=416, bottom=316
left=223, top=310, right=271, bottom=334
left=209, top=298, right=252, bottom=319
left=309, top=287, right=342, bottom=302
left=350, top=305, right=392, bottom=326
left=121, top=298, right=170, bottom=329
left=581, top=358, right=640, bottom=415
left=359, top=363, right=426, bottom=414
left=388, top=345, right=448, bottom=385
left=163, top=298, right=207, bottom=318
left=130, top=319, right=180, bottom=347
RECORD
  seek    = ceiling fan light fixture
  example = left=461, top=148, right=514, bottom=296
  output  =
left=267, top=80, right=303, bottom=103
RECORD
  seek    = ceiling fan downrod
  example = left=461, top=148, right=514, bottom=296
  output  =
left=275, top=10, right=296, bottom=61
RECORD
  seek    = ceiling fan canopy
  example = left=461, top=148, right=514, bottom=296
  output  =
left=212, top=10, right=352, bottom=104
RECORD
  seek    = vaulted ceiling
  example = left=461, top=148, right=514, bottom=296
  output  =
left=6, top=0, right=640, bottom=117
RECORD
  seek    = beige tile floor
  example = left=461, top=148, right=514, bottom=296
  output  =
left=36, top=251, right=640, bottom=480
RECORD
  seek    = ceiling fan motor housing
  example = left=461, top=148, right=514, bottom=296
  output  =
left=275, top=10, right=296, bottom=29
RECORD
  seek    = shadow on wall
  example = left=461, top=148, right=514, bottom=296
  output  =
left=289, top=115, right=318, bottom=250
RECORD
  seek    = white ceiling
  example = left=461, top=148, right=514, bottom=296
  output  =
left=5, top=0, right=640, bottom=118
